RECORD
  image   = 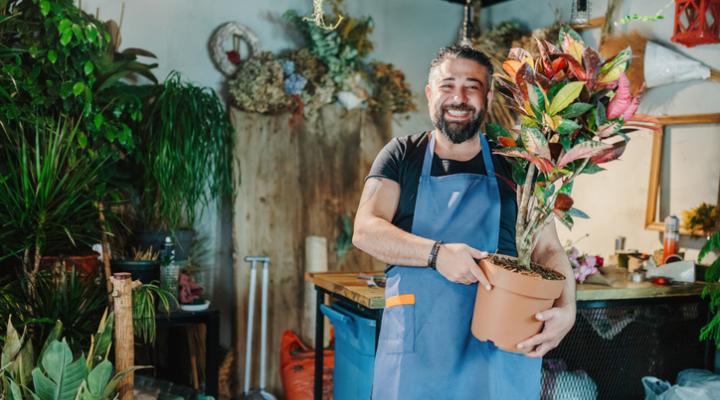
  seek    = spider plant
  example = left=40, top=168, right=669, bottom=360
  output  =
left=136, top=71, right=233, bottom=231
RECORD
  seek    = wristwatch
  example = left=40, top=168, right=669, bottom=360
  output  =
left=427, top=240, right=443, bottom=269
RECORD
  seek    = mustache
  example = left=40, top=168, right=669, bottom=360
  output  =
left=441, top=103, right=476, bottom=113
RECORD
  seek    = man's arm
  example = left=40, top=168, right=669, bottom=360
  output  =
left=517, top=219, right=577, bottom=356
left=353, top=177, right=491, bottom=287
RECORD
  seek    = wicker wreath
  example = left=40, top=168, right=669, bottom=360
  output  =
left=209, top=22, right=260, bottom=77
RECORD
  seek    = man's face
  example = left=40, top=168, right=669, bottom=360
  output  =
left=425, top=57, right=491, bottom=144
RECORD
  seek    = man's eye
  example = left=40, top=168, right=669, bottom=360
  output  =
left=440, top=85, right=452, bottom=89
left=467, top=86, right=479, bottom=90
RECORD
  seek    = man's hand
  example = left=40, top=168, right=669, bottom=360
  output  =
left=516, top=303, right=576, bottom=357
left=435, top=243, right=492, bottom=289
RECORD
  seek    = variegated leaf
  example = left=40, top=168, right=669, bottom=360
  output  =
left=590, top=140, right=627, bottom=164
left=548, top=81, right=585, bottom=116
left=558, top=141, right=612, bottom=168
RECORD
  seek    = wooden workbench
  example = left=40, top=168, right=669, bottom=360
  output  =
left=304, top=271, right=705, bottom=308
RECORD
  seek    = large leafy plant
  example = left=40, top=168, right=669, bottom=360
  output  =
left=699, top=231, right=720, bottom=348
left=0, top=312, right=139, bottom=399
left=488, top=27, right=654, bottom=267
left=0, top=0, right=156, bottom=160
left=0, top=119, right=103, bottom=282
left=136, top=72, right=234, bottom=231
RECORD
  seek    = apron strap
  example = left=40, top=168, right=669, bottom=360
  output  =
left=479, top=133, right=496, bottom=176
left=421, top=132, right=496, bottom=177
left=420, top=133, right=435, bottom=177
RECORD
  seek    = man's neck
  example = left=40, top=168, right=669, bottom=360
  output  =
left=432, top=129, right=481, bottom=162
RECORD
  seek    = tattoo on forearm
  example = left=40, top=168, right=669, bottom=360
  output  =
left=359, top=178, right=382, bottom=207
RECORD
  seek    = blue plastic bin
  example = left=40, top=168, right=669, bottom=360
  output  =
left=320, top=302, right=376, bottom=400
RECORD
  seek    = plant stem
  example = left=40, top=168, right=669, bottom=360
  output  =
left=516, top=163, right=536, bottom=267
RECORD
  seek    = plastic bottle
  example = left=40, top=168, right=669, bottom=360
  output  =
left=160, top=236, right=180, bottom=297
left=662, top=215, right=680, bottom=263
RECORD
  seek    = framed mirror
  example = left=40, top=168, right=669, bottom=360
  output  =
left=645, top=113, right=720, bottom=235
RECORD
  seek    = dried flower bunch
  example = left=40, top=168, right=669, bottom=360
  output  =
left=228, top=5, right=414, bottom=118
left=487, top=27, right=656, bottom=267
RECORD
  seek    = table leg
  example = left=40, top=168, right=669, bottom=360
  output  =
left=314, top=287, right=325, bottom=400
left=205, top=313, right=220, bottom=396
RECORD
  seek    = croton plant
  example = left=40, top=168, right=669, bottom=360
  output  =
left=487, top=27, right=656, bottom=268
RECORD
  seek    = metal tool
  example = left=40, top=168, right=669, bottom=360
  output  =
left=243, top=256, right=277, bottom=400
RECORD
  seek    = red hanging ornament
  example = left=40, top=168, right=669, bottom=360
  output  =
left=671, top=0, right=720, bottom=47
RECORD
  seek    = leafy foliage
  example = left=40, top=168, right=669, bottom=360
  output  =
left=1, top=312, right=139, bottom=399
left=0, top=0, right=156, bottom=162
left=0, top=268, right=106, bottom=352
left=700, top=231, right=720, bottom=348
left=0, top=119, right=103, bottom=266
left=138, top=72, right=234, bottom=230
left=490, top=27, right=656, bottom=266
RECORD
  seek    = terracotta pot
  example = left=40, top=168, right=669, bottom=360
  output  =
left=41, top=253, right=101, bottom=275
left=471, top=254, right=565, bottom=353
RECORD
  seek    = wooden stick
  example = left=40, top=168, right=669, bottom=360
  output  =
left=112, top=273, right=141, bottom=400
left=711, top=69, right=720, bottom=83
left=98, top=202, right=114, bottom=306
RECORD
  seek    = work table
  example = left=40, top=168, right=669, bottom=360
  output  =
left=305, top=271, right=706, bottom=309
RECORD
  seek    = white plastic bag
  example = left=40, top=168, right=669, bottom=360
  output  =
left=643, top=369, right=720, bottom=400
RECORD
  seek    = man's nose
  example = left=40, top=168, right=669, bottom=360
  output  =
left=452, top=89, right=468, bottom=104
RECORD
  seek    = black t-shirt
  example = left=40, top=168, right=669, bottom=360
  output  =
left=366, top=131, right=518, bottom=256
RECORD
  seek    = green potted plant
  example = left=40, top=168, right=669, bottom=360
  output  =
left=0, top=119, right=105, bottom=286
left=471, top=27, right=655, bottom=351
left=0, top=311, right=141, bottom=399
left=699, top=230, right=720, bottom=348
left=111, top=247, right=161, bottom=285
left=125, top=72, right=232, bottom=260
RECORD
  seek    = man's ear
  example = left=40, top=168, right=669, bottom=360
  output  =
left=486, top=83, right=494, bottom=109
left=425, top=84, right=431, bottom=102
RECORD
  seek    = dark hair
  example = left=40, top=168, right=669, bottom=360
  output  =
left=429, top=45, right=494, bottom=78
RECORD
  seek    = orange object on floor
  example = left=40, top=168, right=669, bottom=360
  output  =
left=280, top=330, right=334, bottom=400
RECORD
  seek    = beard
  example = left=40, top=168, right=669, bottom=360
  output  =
left=433, top=103, right=485, bottom=144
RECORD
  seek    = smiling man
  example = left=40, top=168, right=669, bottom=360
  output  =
left=353, top=45, right=576, bottom=399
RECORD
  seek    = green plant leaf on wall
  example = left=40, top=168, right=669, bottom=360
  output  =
left=557, top=119, right=581, bottom=135
left=567, top=207, right=590, bottom=219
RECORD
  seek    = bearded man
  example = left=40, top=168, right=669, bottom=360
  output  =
left=353, top=45, right=576, bottom=399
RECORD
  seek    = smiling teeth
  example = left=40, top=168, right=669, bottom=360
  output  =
left=448, top=110, right=469, bottom=116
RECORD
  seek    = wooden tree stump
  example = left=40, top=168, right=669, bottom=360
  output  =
left=231, top=106, right=391, bottom=395
left=112, top=272, right=141, bottom=400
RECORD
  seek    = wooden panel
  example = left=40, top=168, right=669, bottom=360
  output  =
left=231, top=107, right=390, bottom=396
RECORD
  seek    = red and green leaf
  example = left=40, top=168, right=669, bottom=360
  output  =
left=557, top=140, right=611, bottom=167
left=590, top=140, right=627, bottom=164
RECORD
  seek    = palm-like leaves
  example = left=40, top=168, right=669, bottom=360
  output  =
left=0, top=119, right=104, bottom=264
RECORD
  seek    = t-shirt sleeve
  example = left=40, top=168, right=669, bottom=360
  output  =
left=366, top=138, right=404, bottom=183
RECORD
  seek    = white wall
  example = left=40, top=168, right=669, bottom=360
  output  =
left=81, top=0, right=466, bottom=346
left=483, top=0, right=720, bottom=262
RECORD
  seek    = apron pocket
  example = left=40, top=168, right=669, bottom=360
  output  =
left=380, top=294, right=415, bottom=354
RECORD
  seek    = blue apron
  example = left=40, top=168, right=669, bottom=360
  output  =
left=371, top=133, right=542, bottom=399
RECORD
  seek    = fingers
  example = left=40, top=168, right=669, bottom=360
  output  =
left=469, top=263, right=492, bottom=291
left=526, top=342, right=555, bottom=358
left=516, top=332, right=549, bottom=351
left=535, top=307, right=560, bottom=322
left=467, top=247, right=488, bottom=260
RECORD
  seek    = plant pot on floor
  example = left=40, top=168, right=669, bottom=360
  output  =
left=41, top=252, right=101, bottom=275
left=111, top=259, right=160, bottom=284
left=471, top=254, right=565, bottom=353
left=133, top=229, right=194, bottom=261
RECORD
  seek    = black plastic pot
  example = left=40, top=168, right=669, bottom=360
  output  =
left=111, top=260, right=160, bottom=284
left=133, top=229, right=194, bottom=261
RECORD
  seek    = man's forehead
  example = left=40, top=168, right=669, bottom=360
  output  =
left=429, top=57, right=489, bottom=83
